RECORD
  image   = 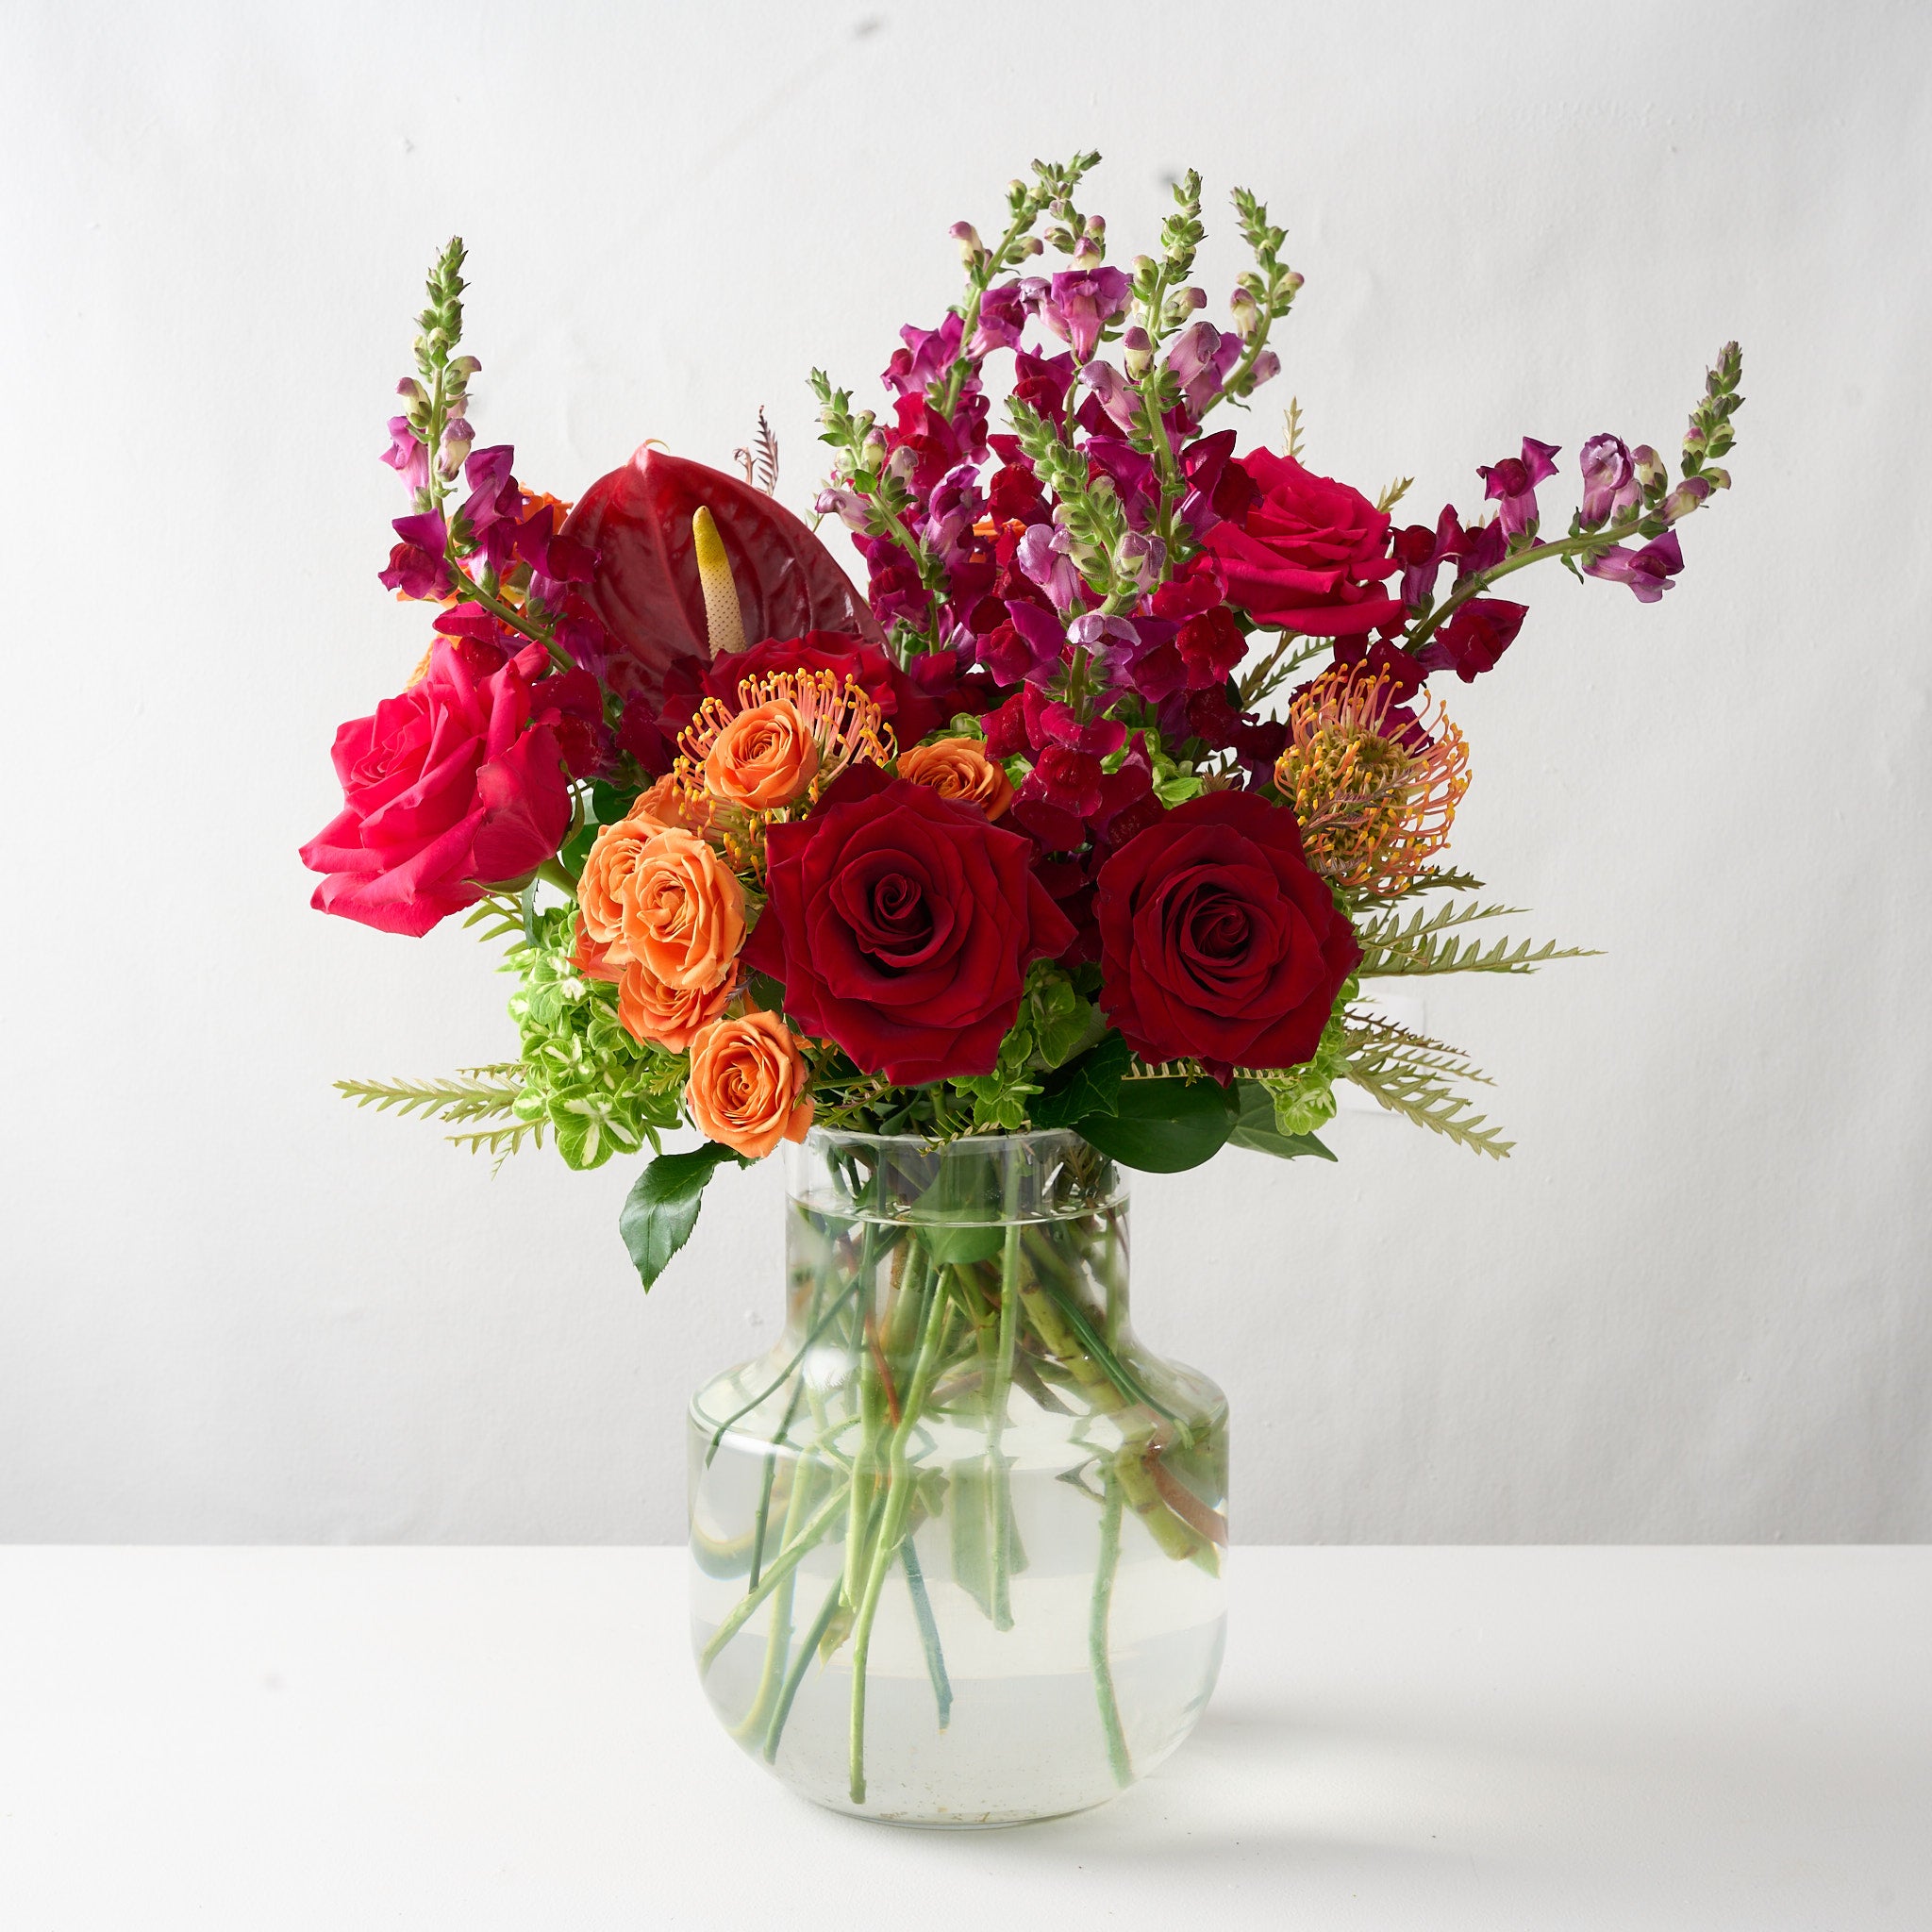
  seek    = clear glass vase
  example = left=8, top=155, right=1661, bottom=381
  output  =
left=687, top=1127, right=1228, bottom=1825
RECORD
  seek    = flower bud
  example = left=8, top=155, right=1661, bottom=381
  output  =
left=1660, top=475, right=1715, bottom=522
left=1020, top=235, right=1043, bottom=258
left=949, top=221, right=986, bottom=271
left=885, top=445, right=918, bottom=486
left=1123, top=325, right=1155, bottom=381
left=1632, top=443, right=1667, bottom=494
left=1228, top=288, right=1261, bottom=341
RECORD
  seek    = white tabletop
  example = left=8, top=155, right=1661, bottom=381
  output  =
left=2, top=1547, right=1925, bottom=1929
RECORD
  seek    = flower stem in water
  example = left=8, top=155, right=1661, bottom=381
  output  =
left=1091, top=1473, right=1133, bottom=1788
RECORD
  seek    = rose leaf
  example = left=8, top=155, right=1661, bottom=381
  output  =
left=619, top=1142, right=742, bottom=1291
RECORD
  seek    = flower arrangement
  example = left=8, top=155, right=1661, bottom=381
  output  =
left=308, top=154, right=1743, bottom=1290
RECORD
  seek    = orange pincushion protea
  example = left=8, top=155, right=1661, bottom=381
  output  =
left=1275, top=667, right=1470, bottom=893
left=677, top=668, right=893, bottom=811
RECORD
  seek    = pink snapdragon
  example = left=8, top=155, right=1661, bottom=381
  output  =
left=1478, top=437, right=1561, bottom=536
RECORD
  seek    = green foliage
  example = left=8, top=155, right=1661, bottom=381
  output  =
left=1030, top=1032, right=1132, bottom=1131
left=335, top=1067, right=541, bottom=1160
left=1353, top=897, right=1596, bottom=978
left=1226, top=1081, right=1336, bottom=1162
left=619, top=1144, right=743, bottom=1291
left=502, top=908, right=684, bottom=1170
left=1340, top=1015, right=1511, bottom=1160
left=1342, top=869, right=1486, bottom=912
left=947, top=962, right=1097, bottom=1131
left=1074, top=1075, right=1238, bottom=1173
left=1251, top=982, right=1356, bottom=1137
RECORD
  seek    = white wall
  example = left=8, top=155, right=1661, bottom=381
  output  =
left=2, top=0, right=1926, bottom=1543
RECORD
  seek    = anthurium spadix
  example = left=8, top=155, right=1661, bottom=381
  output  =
left=562, top=445, right=884, bottom=701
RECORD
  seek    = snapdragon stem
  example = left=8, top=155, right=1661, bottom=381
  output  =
left=901, top=1540, right=953, bottom=1731
left=765, top=1574, right=845, bottom=1764
left=1405, top=512, right=1656, bottom=651
left=699, top=1484, right=849, bottom=1674
left=731, top=1448, right=820, bottom=1742
left=705, top=1280, right=860, bottom=1464
left=1091, top=1474, right=1132, bottom=1787
left=987, top=1155, right=1026, bottom=1632
left=847, top=1263, right=954, bottom=1803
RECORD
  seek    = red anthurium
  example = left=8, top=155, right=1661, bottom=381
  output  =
left=561, top=447, right=884, bottom=703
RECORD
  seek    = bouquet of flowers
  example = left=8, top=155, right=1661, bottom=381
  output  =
left=308, top=153, right=1740, bottom=1283
left=306, top=156, right=1740, bottom=1818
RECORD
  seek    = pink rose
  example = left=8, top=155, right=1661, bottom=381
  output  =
left=1203, top=450, right=1406, bottom=637
left=301, top=639, right=571, bottom=937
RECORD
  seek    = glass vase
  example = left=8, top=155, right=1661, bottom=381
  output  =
left=687, top=1127, right=1228, bottom=1826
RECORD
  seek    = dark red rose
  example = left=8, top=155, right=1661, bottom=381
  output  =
left=300, top=640, right=570, bottom=938
left=1202, top=449, right=1405, bottom=636
left=743, top=778, right=1075, bottom=1084
left=1094, top=791, right=1359, bottom=1074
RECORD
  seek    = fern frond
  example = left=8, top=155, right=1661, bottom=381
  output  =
left=462, top=894, right=525, bottom=944
left=1281, top=396, right=1305, bottom=461
left=1344, top=867, right=1487, bottom=910
left=1354, top=897, right=1595, bottom=976
left=1376, top=475, right=1414, bottom=514
left=1342, top=1013, right=1496, bottom=1086
left=1341, top=1029, right=1514, bottom=1158
left=446, top=1120, right=546, bottom=1161
left=734, top=407, right=779, bottom=495
left=335, top=1067, right=525, bottom=1125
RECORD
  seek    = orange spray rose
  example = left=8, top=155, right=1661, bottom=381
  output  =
left=896, top=736, right=1015, bottom=820
left=618, top=959, right=737, bottom=1053
left=685, top=1011, right=814, bottom=1159
left=703, top=698, right=820, bottom=811
left=618, top=826, right=745, bottom=989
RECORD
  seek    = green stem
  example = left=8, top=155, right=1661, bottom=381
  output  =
left=731, top=1448, right=820, bottom=1741
left=438, top=550, right=568, bottom=662
left=848, top=1266, right=955, bottom=1804
left=1091, top=1474, right=1132, bottom=1788
left=698, top=1484, right=849, bottom=1674
left=764, top=1573, right=845, bottom=1764
left=901, top=1540, right=953, bottom=1731
left=746, top=1378, right=806, bottom=1591
left=987, top=1155, right=1026, bottom=1633
left=704, top=1281, right=860, bottom=1463
left=1404, top=513, right=1654, bottom=652
left=1019, top=1230, right=1181, bottom=1424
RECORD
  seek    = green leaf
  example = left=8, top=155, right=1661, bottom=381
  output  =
left=590, top=781, right=639, bottom=824
left=922, top=1223, right=1006, bottom=1266
left=1074, top=1076, right=1237, bottom=1174
left=1227, top=1080, right=1337, bottom=1162
left=1030, top=1032, right=1131, bottom=1130
left=619, top=1143, right=741, bottom=1291
left=558, top=821, right=597, bottom=878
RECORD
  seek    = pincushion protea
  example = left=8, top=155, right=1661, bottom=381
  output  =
left=1275, top=666, right=1470, bottom=895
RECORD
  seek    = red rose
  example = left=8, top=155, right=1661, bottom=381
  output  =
left=1094, top=791, right=1359, bottom=1074
left=743, top=774, right=1075, bottom=1084
left=1202, top=450, right=1406, bottom=637
left=300, top=640, right=571, bottom=937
